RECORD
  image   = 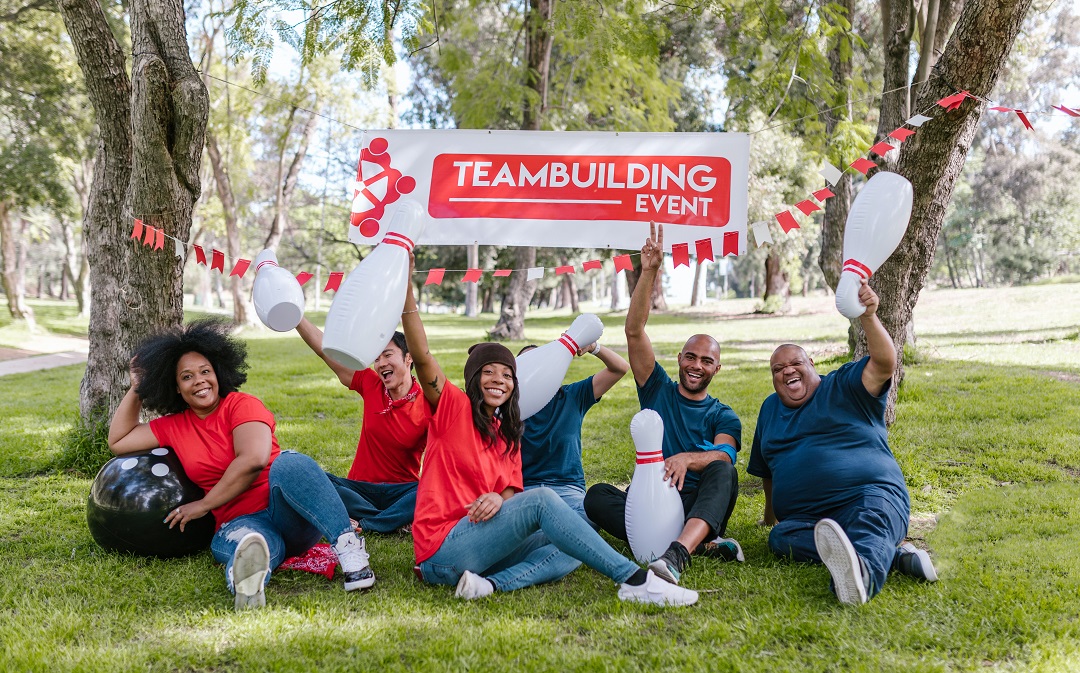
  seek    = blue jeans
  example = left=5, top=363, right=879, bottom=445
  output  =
left=418, top=487, right=639, bottom=592
left=510, top=483, right=595, bottom=589
left=210, top=451, right=354, bottom=592
left=768, top=493, right=909, bottom=600
left=327, top=474, right=417, bottom=533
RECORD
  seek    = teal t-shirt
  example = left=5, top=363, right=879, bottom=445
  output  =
left=746, top=357, right=910, bottom=520
left=520, top=377, right=597, bottom=490
left=637, top=361, right=742, bottom=490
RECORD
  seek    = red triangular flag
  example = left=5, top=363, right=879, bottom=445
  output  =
left=229, top=259, right=251, bottom=278
left=463, top=268, right=483, bottom=283
left=671, top=243, right=690, bottom=268
left=194, top=245, right=206, bottom=266
left=154, top=228, right=165, bottom=250
left=695, top=239, right=714, bottom=263
left=989, top=106, right=1013, bottom=112
left=812, top=188, right=835, bottom=201
left=869, top=141, right=894, bottom=157
left=324, top=272, right=344, bottom=292
left=1015, top=110, right=1033, bottom=130
left=131, top=218, right=144, bottom=240
left=210, top=249, right=225, bottom=272
left=794, top=200, right=820, bottom=216
left=425, top=269, right=445, bottom=286
left=888, top=127, right=916, bottom=142
left=937, top=90, right=971, bottom=111
left=1053, top=105, right=1080, bottom=117
left=613, top=254, right=633, bottom=273
left=722, top=231, right=739, bottom=257
left=555, top=265, right=575, bottom=275
left=493, top=269, right=512, bottom=277
left=295, top=271, right=314, bottom=285
left=583, top=260, right=603, bottom=272
left=775, top=210, right=800, bottom=233
left=849, top=158, right=877, bottom=175
left=142, top=224, right=156, bottom=246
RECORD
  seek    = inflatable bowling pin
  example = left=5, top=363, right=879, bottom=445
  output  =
left=624, top=410, right=685, bottom=564
left=251, top=249, right=306, bottom=332
left=516, top=313, right=604, bottom=420
left=835, top=171, right=913, bottom=319
left=323, top=200, right=426, bottom=370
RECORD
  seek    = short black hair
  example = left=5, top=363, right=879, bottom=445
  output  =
left=132, top=318, right=249, bottom=415
left=388, top=331, right=413, bottom=369
left=517, top=344, right=538, bottom=357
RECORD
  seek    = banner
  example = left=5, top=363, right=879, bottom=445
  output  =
left=348, top=130, right=750, bottom=253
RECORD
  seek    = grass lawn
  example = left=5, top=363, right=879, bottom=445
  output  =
left=1, top=284, right=1079, bottom=672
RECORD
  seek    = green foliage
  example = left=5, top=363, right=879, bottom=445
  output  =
left=52, top=417, right=112, bottom=477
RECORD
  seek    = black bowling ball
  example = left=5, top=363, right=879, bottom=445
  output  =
left=87, top=447, right=215, bottom=558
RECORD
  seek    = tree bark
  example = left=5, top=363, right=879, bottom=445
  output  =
left=489, top=246, right=537, bottom=340
left=0, top=200, right=34, bottom=323
left=859, top=0, right=1034, bottom=423
left=206, top=130, right=253, bottom=325
left=465, top=243, right=479, bottom=317
left=876, top=0, right=916, bottom=171
left=762, top=250, right=791, bottom=313
left=818, top=0, right=854, bottom=292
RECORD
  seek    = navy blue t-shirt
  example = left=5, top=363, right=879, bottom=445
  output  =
left=520, top=377, right=597, bottom=490
left=747, top=356, right=910, bottom=520
left=638, top=361, right=742, bottom=490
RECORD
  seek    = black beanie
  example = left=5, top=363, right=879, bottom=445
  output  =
left=463, top=343, right=517, bottom=387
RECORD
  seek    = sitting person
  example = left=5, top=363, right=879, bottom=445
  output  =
left=585, top=223, right=744, bottom=586
left=107, top=318, right=375, bottom=610
left=296, top=318, right=429, bottom=533
left=401, top=262, right=697, bottom=606
left=747, top=278, right=938, bottom=605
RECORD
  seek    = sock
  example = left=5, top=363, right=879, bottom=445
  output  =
left=667, top=541, right=690, bottom=567
left=625, top=569, right=649, bottom=586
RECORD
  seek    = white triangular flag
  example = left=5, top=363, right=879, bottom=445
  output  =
left=751, top=221, right=773, bottom=247
left=526, top=267, right=545, bottom=281
left=174, top=239, right=186, bottom=260
left=819, top=163, right=844, bottom=186
left=905, top=114, right=932, bottom=127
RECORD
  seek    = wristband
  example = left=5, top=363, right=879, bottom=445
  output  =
left=591, top=343, right=602, bottom=356
left=697, top=441, right=737, bottom=465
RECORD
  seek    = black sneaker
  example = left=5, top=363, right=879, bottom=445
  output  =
left=700, top=536, right=745, bottom=562
left=896, top=542, right=938, bottom=582
left=648, top=544, right=691, bottom=585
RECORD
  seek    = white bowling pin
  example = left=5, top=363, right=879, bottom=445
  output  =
left=624, top=410, right=685, bottom=564
left=516, top=313, right=604, bottom=420
left=835, top=171, right=913, bottom=319
left=323, top=200, right=426, bottom=370
left=251, top=249, right=306, bottom=332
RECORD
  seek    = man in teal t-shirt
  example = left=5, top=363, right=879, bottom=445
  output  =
left=585, top=224, right=744, bottom=586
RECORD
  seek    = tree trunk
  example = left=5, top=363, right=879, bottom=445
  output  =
left=762, top=250, right=791, bottom=313
left=490, top=247, right=537, bottom=339
left=264, top=107, right=317, bottom=251
left=0, top=200, right=34, bottom=323
left=876, top=0, right=916, bottom=171
left=465, top=243, right=479, bottom=317
left=206, top=130, right=254, bottom=325
left=859, top=0, right=1034, bottom=423
left=59, top=0, right=208, bottom=428
left=609, top=264, right=620, bottom=310
left=690, top=260, right=703, bottom=307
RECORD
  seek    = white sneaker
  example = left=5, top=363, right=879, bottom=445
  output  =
left=814, top=518, right=868, bottom=605
left=455, top=570, right=495, bottom=600
left=334, top=533, right=375, bottom=591
left=617, top=570, right=699, bottom=607
left=232, top=532, right=269, bottom=610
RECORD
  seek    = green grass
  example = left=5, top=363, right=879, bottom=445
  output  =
left=1, top=284, right=1079, bottom=672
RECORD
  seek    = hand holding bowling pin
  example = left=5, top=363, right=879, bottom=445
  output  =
left=516, top=313, right=605, bottom=420
left=625, top=409, right=685, bottom=564
left=834, top=171, right=912, bottom=319
left=252, top=249, right=306, bottom=332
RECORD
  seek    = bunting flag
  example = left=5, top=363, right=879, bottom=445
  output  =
left=1053, top=105, right=1079, bottom=117
left=229, top=259, right=251, bottom=278
left=849, top=158, right=877, bottom=175
left=869, top=141, right=895, bottom=157
left=463, top=268, right=483, bottom=283
left=812, top=187, right=835, bottom=201
left=695, top=238, right=714, bottom=263
left=194, top=245, right=207, bottom=266
left=775, top=210, right=800, bottom=233
left=888, top=127, right=917, bottom=142
left=613, top=254, right=633, bottom=273
left=906, top=114, right=932, bottom=127
left=671, top=243, right=690, bottom=268
left=582, top=260, right=603, bottom=272
left=142, top=225, right=156, bottom=246
left=425, top=269, right=445, bottom=286
left=526, top=267, right=545, bottom=281
left=555, top=265, right=575, bottom=275
left=794, top=200, right=820, bottom=216
left=210, top=249, right=225, bottom=272
left=154, top=228, right=165, bottom=250
left=493, top=269, right=512, bottom=277
left=1015, top=110, right=1033, bottom=130
left=173, top=238, right=185, bottom=261
left=819, top=163, right=844, bottom=186
left=751, top=221, right=773, bottom=247
left=296, top=271, right=314, bottom=285
left=131, top=218, right=144, bottom=240
left=722, top=231, right=739, bottom=256
left=324, top=272, right=344, bottom=292
left=937, top=90, right=972, bottom=111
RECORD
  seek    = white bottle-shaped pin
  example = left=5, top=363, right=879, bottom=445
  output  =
left=516, top=313, right=604, bottom=420
left=835, top=171, right=913, bottom=319
left=251, top=249, right=306, bottom=332
left=624, top=409, right=685, bottom=564
left=323, top=200, right=426, bottom=370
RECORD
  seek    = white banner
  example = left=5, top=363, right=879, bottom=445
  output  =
left=348, top=130, right=750, bottom=254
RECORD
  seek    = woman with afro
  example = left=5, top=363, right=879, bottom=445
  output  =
left=108, top=318, right=374, bottom=609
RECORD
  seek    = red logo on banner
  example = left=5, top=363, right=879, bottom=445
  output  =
left=427, top=154, right=732, bottom=227
left=350, top=137, right=417, bottom=238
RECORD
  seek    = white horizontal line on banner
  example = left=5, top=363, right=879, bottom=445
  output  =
left=446, top=198, right=623, bottom=204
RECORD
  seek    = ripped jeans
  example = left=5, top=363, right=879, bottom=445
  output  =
left=209, top=451, right=354, bottom=593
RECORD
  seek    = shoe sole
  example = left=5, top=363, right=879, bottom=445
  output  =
left=233, top=533, right=269, bottom=610
left=344, top=569, right=376, bottom=591
left=647, top=560, right=680, bottom=585
left=814, top=519, right=868, bottom=605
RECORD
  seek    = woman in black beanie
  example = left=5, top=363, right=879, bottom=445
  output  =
left=401, top=256, right=698, bottom=607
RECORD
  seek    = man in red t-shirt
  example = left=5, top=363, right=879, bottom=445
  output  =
left=297, top=318, right=430, bottom=533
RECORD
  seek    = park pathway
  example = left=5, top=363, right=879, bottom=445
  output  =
left=0, top=345, right=88, bottom=377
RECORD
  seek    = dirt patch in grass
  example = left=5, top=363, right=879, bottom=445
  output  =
left=0, top=347, right=33, bottom=361
left=1042, top=370, right=1080, bottom=384
left=906, top=513, right=939, bottom=546
left=1046, top=457, right=1080, bottom=479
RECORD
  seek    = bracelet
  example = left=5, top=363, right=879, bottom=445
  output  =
left=591, top=343, right=602, bottom=355
left=402, top=309, right=418, bottom=314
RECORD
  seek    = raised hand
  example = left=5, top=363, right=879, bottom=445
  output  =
left=640, top=222, right=664, bottom=272
left=858, top=278, right=880, bottom=317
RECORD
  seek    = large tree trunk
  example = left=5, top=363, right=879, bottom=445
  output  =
left=206, top=130, right=254, bottom=325
left=489, top=247, right=537, bottom=339
left=465, top=243, right=479, bottom=317
left=877, top=0, right=916, bottom=171
left=60, top=0, right=208, bottom=428
left=860, top=0, right=1034, bottom=423
left=0, top=201, right=35, bottom=324
left=762, top=250, right=791, bottom=313
left=690, top=260, right=702, bottom=307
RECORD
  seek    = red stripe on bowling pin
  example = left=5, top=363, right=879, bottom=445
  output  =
left=558, top=333, right=579, bottom=356
left=635, top=450, right=665, bottom=465
left=256, top=259, right=278, bottom=273
left=382, top=231, right=415, bottom=252
left=843, top=258, right=874, bottom=278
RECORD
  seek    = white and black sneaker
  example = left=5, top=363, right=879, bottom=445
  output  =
left=814, top=518, right=868, bottom=605
left=334, top=533, right=375, bottom=591
left=232, top=532, right=270, bottom=610
left=617, top=569, right=699, bottom=607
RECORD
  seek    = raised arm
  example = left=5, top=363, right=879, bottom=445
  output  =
left=107, top=363, right=161, bottom=455
left=579, top=343, right=629, bottom=399
left=296, top=317, right=355, bottom=387
left=401, top=255, right=446, bottom=407
left=625, top=222, right=662, bottom=387
left=857, top=278, right=897, bottom=397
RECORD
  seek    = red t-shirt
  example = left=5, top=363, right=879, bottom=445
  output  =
left=347, top=369, right=430, bottom=483
left=412, top=382, right=522, bottom=564
left=149, top=391, right=281, bottom=530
